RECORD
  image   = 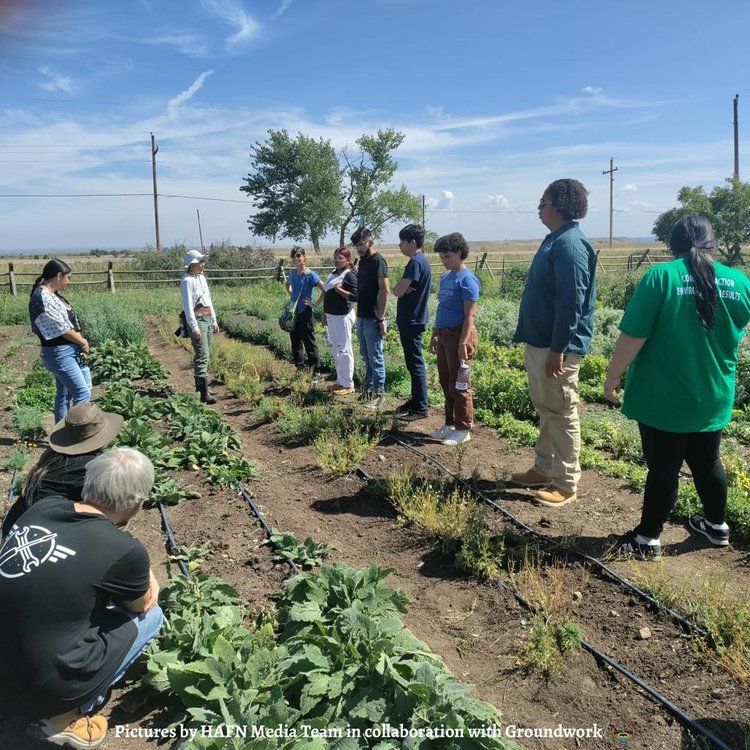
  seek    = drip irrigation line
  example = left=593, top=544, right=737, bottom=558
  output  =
left=237, top=483, right=301, bottom=575
left=155, top=501, right=191, bottom=579
left=386, top=431, right=706, bottom=641
left=7, top=467, right=18, bottom=506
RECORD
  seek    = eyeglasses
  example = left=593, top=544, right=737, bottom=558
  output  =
left=292, top=253, right=304, bottom=258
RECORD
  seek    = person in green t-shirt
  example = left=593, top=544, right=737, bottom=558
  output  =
left=604, top=215, right=750, bottom=560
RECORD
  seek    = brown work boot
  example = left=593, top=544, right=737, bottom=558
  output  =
left=28, top=714, right=108, bottom=749
left=534, top=487, right=577, bottom=507
left=508, top=468, right=551, bottom=488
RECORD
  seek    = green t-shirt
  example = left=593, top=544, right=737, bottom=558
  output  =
left=619, top=258, right=750, bottom=432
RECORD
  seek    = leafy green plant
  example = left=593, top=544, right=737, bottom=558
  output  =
left=205, top=455, right=259, bottom=487
left=14, top=385, right=56, bottom=413
left=10, top=404, right=46, bottom=441
left=149, top=475, right=200, bottom=507
left=265, top=529, right=332, bottom=569
left=90, top=339, right=168, bottom=383
left=23, top=361, right=55, bottom=388
left=3, top=447, right=31, bottom=473
left=98, top=379, right=162, bottom=420
left=114, top=418, right=180, bottom=469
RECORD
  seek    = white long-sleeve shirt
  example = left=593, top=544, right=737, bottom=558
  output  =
left=180, top=273, right=217, bottom=333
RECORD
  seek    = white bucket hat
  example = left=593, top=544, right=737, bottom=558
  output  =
left=183, top=249, right=206, bottom=269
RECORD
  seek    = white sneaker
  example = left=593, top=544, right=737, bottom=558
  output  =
left=429, top=424, right=455, bottom=440
left=442, top=429, right=471, bottom=446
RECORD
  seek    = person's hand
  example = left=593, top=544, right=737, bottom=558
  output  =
left=303, top=297, right=313, bottom=308
left=192, top=330, right=201, bottom=341
left=377, top=319, right=387, bottom=336
left=213, top=323, right=219, bottom=334
left=80, top=339, right=90, bottom=354
left=458, top=342, right=468, bottom=362
left=429, top=334, right=439, bottom=355
left=143, top=570, right=160, bottom=613
left=545, top=351, right=565, bottom=378
left=604, top=373, right=623, bottom=403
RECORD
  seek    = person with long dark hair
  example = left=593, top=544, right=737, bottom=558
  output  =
left=29, top=259, right=91, bottom=422
left=604, top=214, right=750, bottom=560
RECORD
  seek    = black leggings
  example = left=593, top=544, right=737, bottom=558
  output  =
left=637, top=423, right=727, bottom=539
left=290, top=306, right=319, bottom=371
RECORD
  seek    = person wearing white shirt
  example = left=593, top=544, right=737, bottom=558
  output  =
left=180, top=250, right=219, bottom=404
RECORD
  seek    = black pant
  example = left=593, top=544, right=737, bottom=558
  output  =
left=398, top=324, right=428, bottom=412
left=637, top=423, right=727, bottom=539
left=290, top=307, right=319, bottom=370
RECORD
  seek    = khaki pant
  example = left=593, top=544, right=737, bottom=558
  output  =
left=435, top=325, right=478, bottom=431
left=191, top=314, right=213, bottom=378
left=524, top=344, right=581, bottom=493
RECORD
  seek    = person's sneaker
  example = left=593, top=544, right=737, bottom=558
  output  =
left=331, top=385, right=355, bottom=396
left=396, top=400, right=414, bottom=414
left=533, top=487, right=577, bottom=507
left=398, top=409, right=429, bottom=422
left=429, top=424, right=455, bottom=440
left=357, top=389, right=373, bottom=403
left=688, top=514, right=730, bottom=547
left=442, top=429, right=471, bottom=446
left=614, top=530, right=662, bottom=561
left=28, top=715, right=108, bottom=749
left=311, top=373, right=321, bottom=385
left=508, top=468, right=551, bottom=488
left=365, top=392, right=386, bottom=410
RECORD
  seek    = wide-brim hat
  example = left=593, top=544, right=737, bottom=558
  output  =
left=49, top=402, right=124, bottom=455
left=183, top=249, right=206, bottom=269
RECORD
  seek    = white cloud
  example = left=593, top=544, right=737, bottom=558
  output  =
left=37, top=66, right=75, bottom=94
left=167, top=70, right=214, bottom=118
left=425, top=190, right=454, bottom=210
left=272, top=0, right=294, bottom=20
left=581, top=86, right=604, bottom=95
left=620, top=183, right=638, bottom=192
left=142, top=32, right=211, bottom=56
left=200, top=0, right=260, bottom=50
left=482, top=194, right=509, bottom=209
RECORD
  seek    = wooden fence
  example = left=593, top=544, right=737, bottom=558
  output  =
left=0, top=250, right=671, bottom=295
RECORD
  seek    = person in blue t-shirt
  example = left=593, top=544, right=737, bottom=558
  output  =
left=285, top=246, right=325, bottom=380
left=392, top=224, right=432, bottom=421
left=429, top=233, right=480, bottom=446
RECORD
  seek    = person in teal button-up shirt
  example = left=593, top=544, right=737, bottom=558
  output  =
left=509, top=179, right=596, bottom=509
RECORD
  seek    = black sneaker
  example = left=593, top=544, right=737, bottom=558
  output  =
left=396, top=400, right=414, bottom=414
left=688, top=514, right=730, bottom=546
left=357, top=389, right=373, bottom=403
left=398, top=409, right=428, bottom=422
left=615, top=530, right=662, bottom=561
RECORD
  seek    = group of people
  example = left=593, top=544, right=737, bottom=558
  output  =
left=284, top=224, right=481, bottom=446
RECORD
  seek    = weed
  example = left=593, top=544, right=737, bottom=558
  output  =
left=3, top=447, right=31, bottom=473
left=10, top=404, right=46, bottom=441
left=520, top=615, right=584, bottom=677
left=314, top=427, right=374, bottom=476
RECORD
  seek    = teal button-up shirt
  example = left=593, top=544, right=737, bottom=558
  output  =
left=513, top=221, right=597, bottom=355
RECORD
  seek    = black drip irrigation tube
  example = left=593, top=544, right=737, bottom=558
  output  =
left=375, top=432, right=734, bottom=750
left=156, top=502, right=191, bottom=578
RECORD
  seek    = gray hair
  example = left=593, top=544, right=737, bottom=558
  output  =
left=81, top=447, right=155, bottom=516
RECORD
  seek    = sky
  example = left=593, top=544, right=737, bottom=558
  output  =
left=1, top=0, right=749, bottom=251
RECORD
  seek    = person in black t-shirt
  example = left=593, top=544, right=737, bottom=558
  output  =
left=322, top=246, right=358, bottom=395
left=0, top=447, right=161, bottom=750
left=393, top=224, right=432, bottom=420
left=352, top=227, right=390, bottom=408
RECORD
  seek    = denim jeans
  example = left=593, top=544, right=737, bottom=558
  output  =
left=79, top=604, right=164, bottom=714
left=356, top=317, right=385, bottom=393
left=40, top=344, right=92, bottom=423
left=398, top=323, right=428, bottom=412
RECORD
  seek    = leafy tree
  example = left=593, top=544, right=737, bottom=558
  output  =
left=653, top=178, right=750, bottom=264
left=339, top=128, right=422, bottom=246
left=240, top=130, right=342, bottom=252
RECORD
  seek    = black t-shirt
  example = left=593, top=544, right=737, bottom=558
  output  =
left=356, top=252, right=389, bottom=319
left=396, top=252, right=432, bottom=328
left=0, top=497, right=150, bottom=715
left=323, top=270, right=358, bottom=316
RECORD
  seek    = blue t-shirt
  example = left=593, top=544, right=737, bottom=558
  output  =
left=289, top=270, right=320, bottom=312
left=396, top=252, right=432, bottom=328
left=435, top=268, right=481, bottom=328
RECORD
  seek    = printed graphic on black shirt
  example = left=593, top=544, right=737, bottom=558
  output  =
left=0, top=523, right=76, bottom=578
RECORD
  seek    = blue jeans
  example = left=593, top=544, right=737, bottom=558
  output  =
left=356, top=318, right=385, bottom=393
left=40, top=345, right=92, bottom=422
left=398, top=324, right=428, bottom=412
left=80, top=604, right=164, bottom=714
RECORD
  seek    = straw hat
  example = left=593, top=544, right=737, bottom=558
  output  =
left=48, top=403, right=124, bottom=455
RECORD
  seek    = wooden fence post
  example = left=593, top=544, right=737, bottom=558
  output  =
left=500, top=256, right=505, bottom=292
left=275, top=259, right=285, bottom=282
left=635, top=248, right=652, bottom=269
left=8, top=263, right=16, bottom=296
left=107, top=262, right=116, bottom=293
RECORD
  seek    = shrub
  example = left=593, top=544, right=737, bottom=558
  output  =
left=596, top=271, right=643, bottom=309
left=314, top=427, right=374, bottom=475
left=76, top=297, right=144, bottom=346
left=10, top=404, right=46, bottom=441
left=473, top=363, right=535, bottom=421
left=474, top=299, right=520, bottom=346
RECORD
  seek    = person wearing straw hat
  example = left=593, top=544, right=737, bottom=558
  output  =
left=2, top=402, right=124, bottom=538
left=180, top=249, right=219, bottom=404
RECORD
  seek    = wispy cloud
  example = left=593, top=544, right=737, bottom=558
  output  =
left=200, top=0, right=260, bottom=50
left=482, top=194, right=510, bottom=209
left=37, top=66, right=74, bottom=94
left=141, top=31, right=211, bottom=57
left=272, top=0, right=294, bottom=20
left=581, top=86, right=604, bottom=95
left=167, top=70, right=214, bottom=118
left=620, top=183, right=638, bottom=192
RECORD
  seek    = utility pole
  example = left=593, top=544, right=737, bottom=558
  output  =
left=734, top=94, right=740, bottom=179
left=150, top=132, right=161, bottom=252
left=421, top=194, right=426, bottom=228
left=602, top=157, right=618, bottom=248
left=196, top=209, right=205, bottom=253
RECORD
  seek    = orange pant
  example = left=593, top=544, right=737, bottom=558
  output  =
left=434, top=325, right=478, bottom=431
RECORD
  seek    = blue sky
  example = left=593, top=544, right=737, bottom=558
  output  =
left=1, top=0, right=749, bottom=250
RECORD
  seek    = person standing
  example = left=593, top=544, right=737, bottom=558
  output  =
left=392, top=224, right=432, bottom=421
left=180, top=249, right=219, bottom=404
left=322, top=247, right=358, bottom=395
left=286, top=246, right=325, bottom=382
left=429, top=233, right=480, bottom=446
left=28, top=259, right=91, bottom=423
left=509, top=179, right=596, bottom=508
left=604, top=215, right=750, bottom=560
left=352, top=227, right=390, bottom=409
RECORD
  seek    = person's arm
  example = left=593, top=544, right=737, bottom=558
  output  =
left=376, top=275, right=390, bottom=323
left=458, top=300, right=478, bottom=362
left=180, top=278, right=200, bottom=338
left=604, top=333, right=647, bottom=402
left=203, top=277, right=219, bottom=331
left=62, top=329, right=89, bottom=351
left=312, top=279, right=325, bottom=307
left=393, top=257, right=419, bottom=298
left=335, top=272, right=357, bottom=301
left=122, top=569, right=159, bottom=614
left=391, top=278, right=413, bottom=298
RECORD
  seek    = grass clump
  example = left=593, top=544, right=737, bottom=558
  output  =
left=314, top=426, right=375, bottom=476
left=520, top=615, right=583, bottom=678
left=3, top=447, right=31, bottom=473
left=10, top=404, right=46, bottom=441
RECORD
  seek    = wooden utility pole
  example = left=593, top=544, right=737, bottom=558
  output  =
left=421, top=194, right=426, bottom=228
left=196, top=209, right=205, bottom=253
left=150, top=133, right=161, bottom=252
left=602, top=157, right=618, bottom=248
left=734, top=94, right=740, bottom=179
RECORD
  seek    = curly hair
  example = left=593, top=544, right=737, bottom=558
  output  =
left=434, top=232, right=469, bottom=260
left=545, top=179, right=589, bottom=220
